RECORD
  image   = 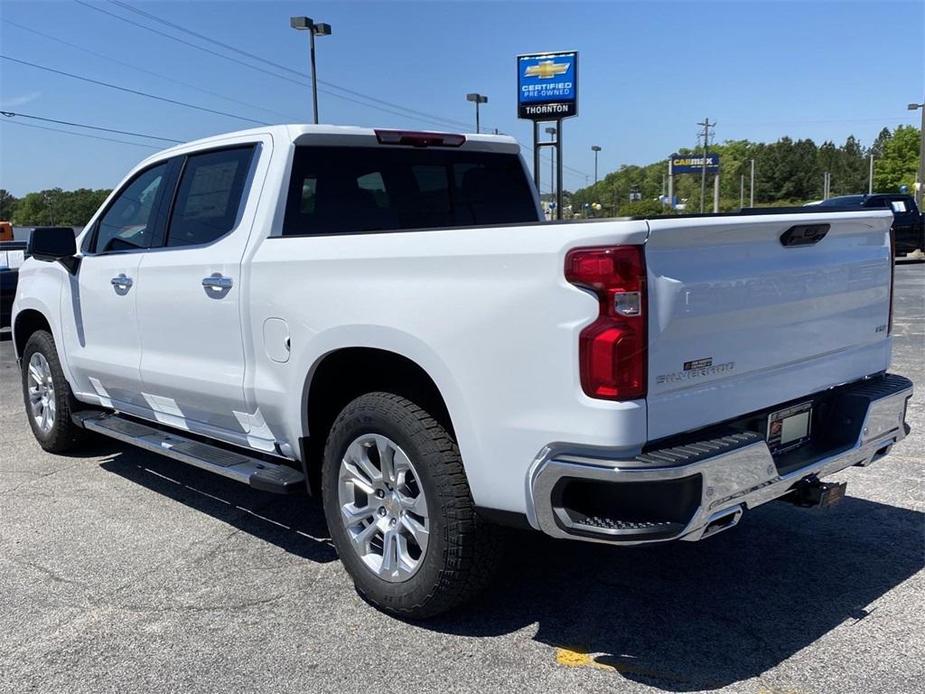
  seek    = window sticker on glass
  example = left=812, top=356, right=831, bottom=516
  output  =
left=890, top=200, right=907, bottom=213
left=6, top=249, right=25, bottom=269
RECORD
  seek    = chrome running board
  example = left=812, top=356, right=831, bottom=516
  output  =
left=73, top=412, right=304, bottom=494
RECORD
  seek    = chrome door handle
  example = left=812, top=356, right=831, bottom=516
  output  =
left=202, top=275, right=233, bottom=290
left=110, top=274, right=133, bottom=289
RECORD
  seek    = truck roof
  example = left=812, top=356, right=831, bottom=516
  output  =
left=142, top=124, right=521, bottom=165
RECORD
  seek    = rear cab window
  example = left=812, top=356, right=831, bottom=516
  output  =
left=282, top=146, right=538, bottom=236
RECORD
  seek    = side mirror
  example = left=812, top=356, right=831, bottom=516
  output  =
left=28, top=227, right=79, bottom=273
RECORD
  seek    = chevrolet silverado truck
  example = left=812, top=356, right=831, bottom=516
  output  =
left=13, top=125, right=913, bottom=618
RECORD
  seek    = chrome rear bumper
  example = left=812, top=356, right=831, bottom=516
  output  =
left=527, top=374, right=913, bottom=545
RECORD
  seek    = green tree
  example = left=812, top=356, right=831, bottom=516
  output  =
left=569, top=124, right=915, bottom=211
left=833, top=135, right=868, bottom=194
left=0, top=189, right=18, bottom=220
left=10, top=187, right=111, bottom=226
left=871, top=127, right=892, bottom=158
left=12, top=192, right=52, bottom=225
left=874, top=125, right=920, bottom=192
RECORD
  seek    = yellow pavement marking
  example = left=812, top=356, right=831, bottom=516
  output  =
left=554, top=647, right=692, bottom=682
left=554, top=648, right=616, bottom=672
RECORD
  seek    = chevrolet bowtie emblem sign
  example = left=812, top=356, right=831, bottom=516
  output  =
left=516, top=51, right=578, bottom=121
left=524, top=60, right=570, bottom=79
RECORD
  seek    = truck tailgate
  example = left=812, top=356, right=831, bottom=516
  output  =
left=645, top=210, right=893, bottom=441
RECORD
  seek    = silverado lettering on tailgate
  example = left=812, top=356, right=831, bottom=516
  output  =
left=656, top=361, right=736, bottom=385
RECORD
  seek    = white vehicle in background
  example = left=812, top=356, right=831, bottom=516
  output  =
left=12, top=125, right=913, bottom=617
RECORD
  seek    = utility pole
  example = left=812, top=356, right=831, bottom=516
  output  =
left=697, top=118, right=715, bottom=213
left=592, top=145, right=602, bottom=184
left=907, top=100, right=925, bottom=209
left=868, top=153, right=875, bottom=194
left=749, top=158, right=755, bottom=207
left=740, top=174, right=744, bottom=209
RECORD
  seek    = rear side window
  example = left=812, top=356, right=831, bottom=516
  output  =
left=166, top=145, right=255, bottom=248
left=93, top=162, right=168, bottom=253
left=282, top=146, right=537, bottom=236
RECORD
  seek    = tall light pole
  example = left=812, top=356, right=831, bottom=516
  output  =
left=868, top=153, right=875, bottom=194
left=908, top=100, right=925, bottom=209
left=750, top=158, right=755, bottom=207
left=591, top=145, right=601, bottom=184
left=466, top=93, right=487, bottom=133
left=545, top=127, right=557, bottom=195
left=290, top=16, right=332, bottom=125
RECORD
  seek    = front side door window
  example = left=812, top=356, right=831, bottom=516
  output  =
left=93, top=163, right=169, bottom=253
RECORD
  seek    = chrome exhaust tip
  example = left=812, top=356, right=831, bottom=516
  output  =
left=700, top=506, right=743, bottom=539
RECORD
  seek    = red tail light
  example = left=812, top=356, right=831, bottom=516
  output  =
left=374, top=130, right=465, bottom=147
left=565, top=245, right=647, bottom=400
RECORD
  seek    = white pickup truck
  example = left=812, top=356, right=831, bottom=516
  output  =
left=13, top=125, right=913, bottom=617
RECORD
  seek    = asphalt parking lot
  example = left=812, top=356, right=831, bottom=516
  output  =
left=0, top=263, right=922, bottom=694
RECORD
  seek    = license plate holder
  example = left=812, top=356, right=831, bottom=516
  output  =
left=767, top=401, right=813, bottom=455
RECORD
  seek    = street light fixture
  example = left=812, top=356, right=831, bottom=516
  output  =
left=545, top=127, right=557, bottom=196
left=591, top=145, right=602, bottom=184
left=466, top=93, right=487, bottom=133
left=908, top=100, right=925, bottom=209
left=290, top=16, right=333, bottom=125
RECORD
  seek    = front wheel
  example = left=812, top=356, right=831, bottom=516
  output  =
left=21, top=330, right=87, bottom=453
left=322, top=392, right=503, bottom=618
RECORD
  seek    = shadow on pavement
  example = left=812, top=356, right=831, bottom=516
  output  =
left=422, top=495, right=924, bottom=691
left=95, top=435, right=923, bottom=691
left=99, top=443, right=336, bottom=564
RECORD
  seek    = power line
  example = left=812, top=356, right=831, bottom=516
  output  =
left=0, top=111, right=182, bottom=143
left=106, top=0, right=476, bottom=130
left=0, top=119, right=161, bottom=149
left=109, top=0, right=309, bottom=78
left=106, top=0, right=599, bottom=179
left=5, top=19, right=299, bottom=122
left=77, top=0, right=594, bottom=180
left=0, top=55, right=270, bottom=126
left=74, top=0, right=472, bottom=131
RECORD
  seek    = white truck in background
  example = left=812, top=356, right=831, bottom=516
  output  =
left=13, top=125, right=913, bottom=617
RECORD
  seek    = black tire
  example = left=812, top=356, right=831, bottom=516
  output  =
left=20, top=330, right=87, bottom=453
left=322, top=392, right=503, bottom=619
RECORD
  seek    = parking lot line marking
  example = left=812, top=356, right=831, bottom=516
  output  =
left=554, top=648, right=615, bottom=672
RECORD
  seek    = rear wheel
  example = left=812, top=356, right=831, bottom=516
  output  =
left=322, top=392, right=503, bottom=618
left=21, top=330, right=87, bottom=453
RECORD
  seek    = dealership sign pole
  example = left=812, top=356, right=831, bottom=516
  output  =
left=517, top=51, right=578, bottom=219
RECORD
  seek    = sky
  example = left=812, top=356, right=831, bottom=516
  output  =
left=0, top=0, right=923, bottom=197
